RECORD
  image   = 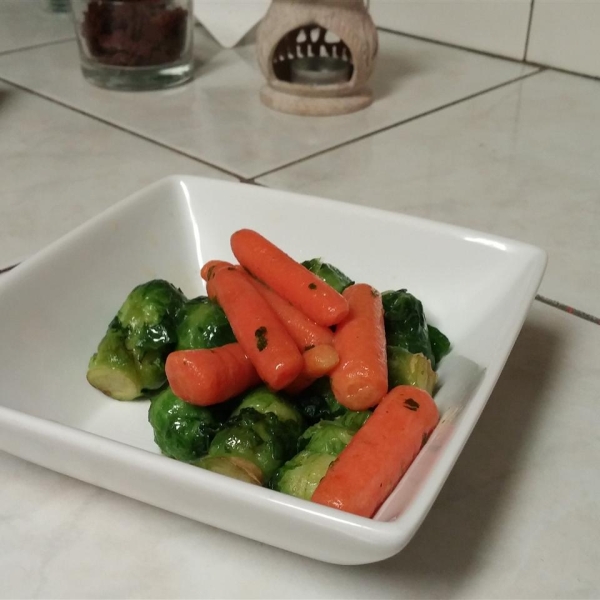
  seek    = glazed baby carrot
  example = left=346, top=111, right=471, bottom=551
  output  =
left=165, top=344, right=261, bottom=406
left=203, top=260, right=334, bottom=350
left=230, top=229, right=349, bottom=327
left=244, top=276, right=334, bottom=350
left=286, top=344, right=340, bottom=395
left=312, top=385, right=439, bottom=517
left=201, top=260, right=231, bottom=282
left=209, top=266, right=303, bottom=390
left=329, top=284, right=388, bottom=411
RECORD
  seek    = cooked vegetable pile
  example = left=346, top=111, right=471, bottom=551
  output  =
left=87, top=229, right=450, bottom=518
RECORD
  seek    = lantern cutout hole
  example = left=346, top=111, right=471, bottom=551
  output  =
left=272, top=25, right=354, bottom=85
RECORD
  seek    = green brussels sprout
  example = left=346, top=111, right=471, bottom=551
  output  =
left=297, top=410, right=370, bottom=455
left=382, top=289, right=435, bottom=367
left=194, top=456, right=263, bottom=486
left=137, top=349, right=170, bottom=391
left=87, top=318, right=143, bottom=401
left=301, top=258, right=354, bottom=294
left=294, top=378, right=347, bottom=424
left=270, top=450, right=336, bottom=500
left=208, top=408, right=301, bottom=480
left=428, top=325, right=451, bottom=366
left=148, top=387, right=222, bottom=462
left=271, top=410, right=369, bottom=500
left=88, top=280, right=187, bottom=400
left=298, top=420, right=355, bottom=455
left=387, top=346, right=437, bottom=395
left=333, top=410, right=371, bottom=432
left=117, top=280, right=186, bottom=355
left=232, top=386, right=303, bottom=427
left=176, top=296, right=235, bottom=351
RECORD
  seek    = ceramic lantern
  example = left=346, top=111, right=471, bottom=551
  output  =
left=256, top=0, right=379, bottom=116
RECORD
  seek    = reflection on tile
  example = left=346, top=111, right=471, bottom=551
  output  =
left=260, top=71, right=600, bottom=317
left=0, top=30, right=534, bottom=178
left=1, top=303, right=598, bottom=599
left=527, top=0, right=600, bottom=78
left=0, top=0, right=74, bottom=54
left=0, top=83, right=232, bottom=269
left=371, top=0, right=532, bottom=60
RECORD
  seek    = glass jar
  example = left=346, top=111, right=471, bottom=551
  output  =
left=70, top=0, right=194, bottom=91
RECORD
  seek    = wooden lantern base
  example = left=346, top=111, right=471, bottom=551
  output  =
left=260, top=85, right=373, bottom=116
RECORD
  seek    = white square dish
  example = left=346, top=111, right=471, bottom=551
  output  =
left=0, top=176, right=546, bottom=565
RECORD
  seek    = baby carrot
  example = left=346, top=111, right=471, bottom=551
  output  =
left=209, top=266, right=304, bottom=390
left=286, top=344, right=340, bottom=395
left=312, top=385, right=439, bottom=517
left=230, top=229, right=349, bottom=327
left=165, top=344, right=260, bottom=406
left=203, top=260, right=334, bottom=350
left=200, top=260, right=231, bottom=282
left=330, top=284, right=388, bottom=411
left=244, top=276, right=334, bottom=350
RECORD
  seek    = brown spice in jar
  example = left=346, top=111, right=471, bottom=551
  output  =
left=82, top=0, right=188, bottom=67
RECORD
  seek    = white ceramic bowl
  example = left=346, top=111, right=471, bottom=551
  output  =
left=0, top=176, right=546, bottom=564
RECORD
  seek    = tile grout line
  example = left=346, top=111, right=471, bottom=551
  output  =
left=252, top=68, right=544, bottom=180
left=378, top=26, right=600, bottom=82
left=0, top=37, right=74, bottom=58
left=535, top=295, right=600, bottom=326
left=523, top=0, right=536, bottom=61
left=0, top=76, right=247, bottom=183
left=377, top=26, right=527, bottom=66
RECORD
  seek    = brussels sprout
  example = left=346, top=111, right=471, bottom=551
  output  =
left=271, top=409, right=369, bottom=500
left=232, top=386, right=303, bottom=427
left=87, top=318, right=143, bottom=401
left=270, top=450, right=336, bottom=500
left=194, top=456, right=263, bottom=486
left=298, top=420, right=355, bottom=455
left=387, top=346, right=437, bottom=395
left=148, top=387, right=222, bottom=462
left=208, top=408, right=300, bottom=480
left=88, top=280, right=187, bottom=400
left=297, top=409, right=370, bottom=454
left=117, top=280, right=186, bottom=356
left=294, top=378, right=347, bottom=424
left=176, top=296, right=235, bottom=351
left=301, top=258, right=354, bottom=294
left=382, top=289, right=435, bottom=367
left=428, top=325, right=451, bottom=365
left=333, top=410, right=371, bottom=432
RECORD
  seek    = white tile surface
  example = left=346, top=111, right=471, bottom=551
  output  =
left=0, top=31, right=535, bottom=178
left=0, top=0, right=74, bottom=54
left=260, top=70, right=600, bottom=317
left=371, top=0, right=532, bottom=60
left=527, top=0, right=600, bottom=78
left=1, top=302, right=598, bottom=598
left=0, top=82, right=232, bottom=269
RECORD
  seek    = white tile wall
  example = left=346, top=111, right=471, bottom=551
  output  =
left=370, top=0, right=532, bottom=59
left=527, top=0, right=600, bottom=78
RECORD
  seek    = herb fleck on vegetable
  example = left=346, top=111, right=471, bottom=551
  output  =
left=308, top=283, right=317, bottom=290
left=404, top=398, right=420, bottom=411
left=255, top=326, right=268, bottom=352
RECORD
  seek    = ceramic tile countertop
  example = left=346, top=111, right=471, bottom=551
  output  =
left=1, top=6, right=599, bottom=599
left=0, top=0, right=73, bottom=54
